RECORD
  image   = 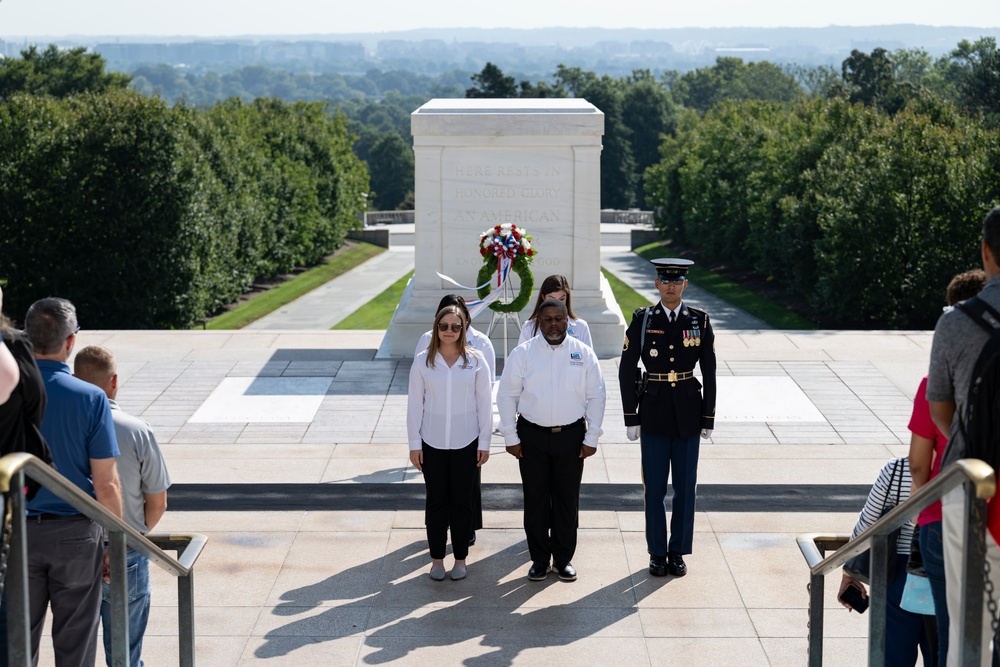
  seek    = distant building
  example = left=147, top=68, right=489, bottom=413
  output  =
left=631, top=40, right=674, bottom=56
left=93, top=40, right=362, bottom=67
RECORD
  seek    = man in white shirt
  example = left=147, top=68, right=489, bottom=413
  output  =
left=497, top=299, right=606, bottom=582
left=74, top=345, right=171, bottom=667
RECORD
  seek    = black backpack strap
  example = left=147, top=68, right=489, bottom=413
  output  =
left=955, top=296, right=1000, bottom=334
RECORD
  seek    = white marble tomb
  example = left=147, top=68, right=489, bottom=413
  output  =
left=386, top=98, right=626, bottom=358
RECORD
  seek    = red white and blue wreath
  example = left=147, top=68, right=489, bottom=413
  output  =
left=437, top=223, right=536, bottom=316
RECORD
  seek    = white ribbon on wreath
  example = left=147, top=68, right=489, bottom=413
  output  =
left=437, top=255, right=512, bottom=318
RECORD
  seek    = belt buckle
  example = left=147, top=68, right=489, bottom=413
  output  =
left=667, top=371, right=678, bottom=382
left=551, top=425, right=563, bottom=433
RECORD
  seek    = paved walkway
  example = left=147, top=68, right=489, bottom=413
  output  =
left=40, top=325, right=929, bottom=666
left=245, top=228, right=766, bottom=331
left=30, top=228, right=909, bottom=665
left=245, top=247, right=416, bottom=331
left=600, top=247, right=769, bottom=330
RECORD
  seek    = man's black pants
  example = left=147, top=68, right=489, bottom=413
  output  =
left=516, top=417, right=585, bottom=567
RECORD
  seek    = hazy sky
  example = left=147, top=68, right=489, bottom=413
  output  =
left=2, top=0, right=999, bottom=36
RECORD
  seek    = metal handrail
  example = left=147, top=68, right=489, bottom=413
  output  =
left=797, top=458, right=996, bottom=666
left=0, top=453, right=208, bottom=667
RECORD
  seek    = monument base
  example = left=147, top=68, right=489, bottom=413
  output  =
left=383, top=273, right=626, bottom=360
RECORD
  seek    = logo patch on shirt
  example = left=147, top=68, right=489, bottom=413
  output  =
left=570, top=353, right=581, bottom=360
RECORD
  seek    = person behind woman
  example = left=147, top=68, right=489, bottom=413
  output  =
left=0, top=285, right=51, bottom=466
left=518, top=275, right=592, bottom=347
left=838, top=457, right=934, bottom=666
left=414, top=294, right=496, bottom=381
left=407, top=306, right=492, bottom=581
left=908, top=268, right=987, bottom=666
left=0, top=287, right=54, bottom=660
left=415, top=294, right=496, bottom=546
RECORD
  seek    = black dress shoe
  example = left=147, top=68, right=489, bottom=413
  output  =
left=468, top=531, right=476, bottom=547
left=555, top=562, right=577, bottom=581
left=648, top=555, right=668, bottom=577
left=667, top=552, right=687, bottom=577
left=528, top=562, right=550, bottom=581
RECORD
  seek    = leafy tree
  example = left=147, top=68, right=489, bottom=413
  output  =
left=367, top=133, right=414, bottom=210
left=0, top=45, right=131, bottom=100
left=555, top=66, right=637, bottom=208
left=0, top=91, right=368, bottom=328
left=668, top=57, right=803, bottom=114
left=949, top=38, right=1000, bottom=124
left=808, top=103, right=996, bottom=326
left=466, top=62, right=518, bottom=98
left=0, top=90, right=213, bottom=327
left=623, top=70, right=677, bottom=204
left=840, top=48, right=907, bottom=113
left=646, top=92, right=1000, bottom=328
left=785, top=64, right=841, bottom=99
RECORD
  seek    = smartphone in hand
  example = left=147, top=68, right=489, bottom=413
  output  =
left=838, top=583, right=869, bottom=614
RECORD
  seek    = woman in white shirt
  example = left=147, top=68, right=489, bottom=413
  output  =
left=408, top=305, right=492, bottom=581
left=414, top=295, right=496, bottom=382
left=414, top=295, right=496, bottom=548
left=517, top=275, right=592, bottom=348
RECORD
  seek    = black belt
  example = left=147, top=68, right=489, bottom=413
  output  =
left=519, top=417, right=585, bottom=433
left=647, top=371, right=694, bottom=382
left=29, top=513, right=86, bottom=522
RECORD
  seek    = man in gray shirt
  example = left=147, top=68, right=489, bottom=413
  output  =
left=75, top=345, right=171, bottom=667
left=927, top=205, right=1000, bottom=666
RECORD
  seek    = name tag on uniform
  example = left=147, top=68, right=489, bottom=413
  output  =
left=646, top=329, right=665, bottom=334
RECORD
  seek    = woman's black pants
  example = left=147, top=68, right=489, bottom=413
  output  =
left=422, top=440, right=478, bottom=560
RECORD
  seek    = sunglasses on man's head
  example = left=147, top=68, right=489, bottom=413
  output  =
left=657, top=275, right=687, bottom=285
left=437, top=322, right=463, bottom=333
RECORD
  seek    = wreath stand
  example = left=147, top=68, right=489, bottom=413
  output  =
left=486, top=276, right=523, bottom=360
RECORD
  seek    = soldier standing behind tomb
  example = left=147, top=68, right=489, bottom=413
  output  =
left=618, top=258, right=716, bottom=578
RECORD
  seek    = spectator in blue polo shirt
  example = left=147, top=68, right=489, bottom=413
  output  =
left=22, top=297, right=121, bottom=667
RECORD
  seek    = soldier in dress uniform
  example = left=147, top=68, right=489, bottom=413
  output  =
left=618, top=258, right=716, bottom=577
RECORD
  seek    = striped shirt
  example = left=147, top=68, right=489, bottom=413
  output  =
left=850, top=457, right=914, bottom=555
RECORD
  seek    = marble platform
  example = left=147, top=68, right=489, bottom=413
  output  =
left=26, top=327, right=934, bottom=666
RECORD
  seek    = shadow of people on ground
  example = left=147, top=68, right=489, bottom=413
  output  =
left=256, top=530, right=676, bottom=665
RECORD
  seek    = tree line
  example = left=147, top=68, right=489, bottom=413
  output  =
left=0, top=47, right=367, bottom=328
left=2, top=40, right=999, bottom=328
left=646, top=40, right=1000, bottom=328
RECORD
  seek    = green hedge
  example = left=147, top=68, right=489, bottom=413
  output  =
left=0, top=91, right=367, bottom=328
left=646, top=97, right=1000, bottom=328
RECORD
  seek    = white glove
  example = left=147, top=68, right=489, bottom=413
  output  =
left=701, top=429, right=713, bottom=439
left=626, top=425, right=640, bottom=441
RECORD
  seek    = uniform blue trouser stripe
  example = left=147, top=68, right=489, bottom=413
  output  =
left=640, top=432, right=700, bottom=556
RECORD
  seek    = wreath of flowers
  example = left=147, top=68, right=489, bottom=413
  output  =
left=476, top=223, right=536, bottom=313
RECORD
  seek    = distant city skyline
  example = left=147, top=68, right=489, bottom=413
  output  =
left=1, top=0, right=999, bottom=37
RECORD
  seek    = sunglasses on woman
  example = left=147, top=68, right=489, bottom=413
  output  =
left=437, top=323, right=463, bottom=333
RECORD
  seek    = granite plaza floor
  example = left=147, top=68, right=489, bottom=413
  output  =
left=32, top=325, right=935, bottom=667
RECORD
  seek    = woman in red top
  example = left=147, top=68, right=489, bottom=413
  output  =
left=909, top=268, right=986, bottom=666
left=909, top=375, right=949, bottom=666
